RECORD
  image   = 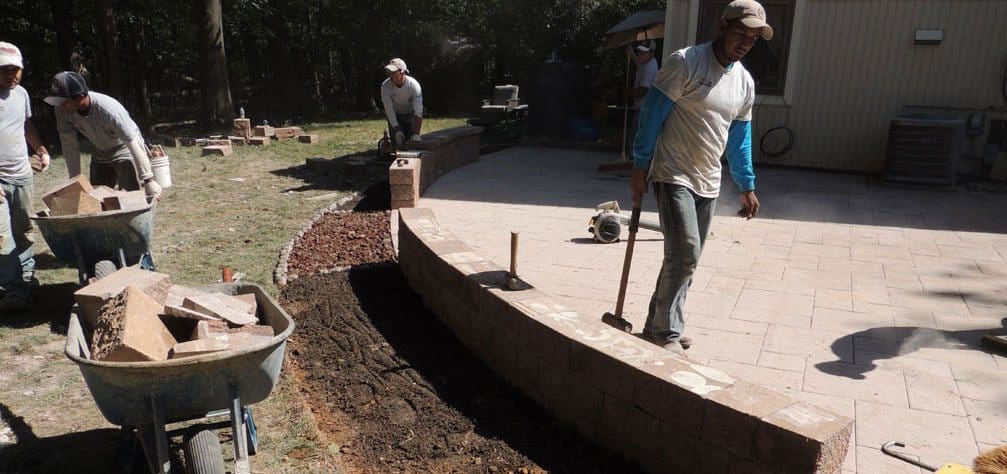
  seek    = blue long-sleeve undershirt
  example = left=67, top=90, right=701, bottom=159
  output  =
left=631, top=87, right=756, bottom=192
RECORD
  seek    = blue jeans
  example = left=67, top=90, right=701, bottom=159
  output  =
left=389, top=114, right=415, bottom=139
left=0, top=179, right=35, bottom=298
left=643, top=183, right=717, bottom=343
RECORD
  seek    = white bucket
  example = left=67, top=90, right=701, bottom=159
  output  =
left=151, top=156, right=173, bottom=188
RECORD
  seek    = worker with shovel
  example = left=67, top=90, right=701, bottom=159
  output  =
left=624, top=39, right=659, bottom=157
left=380, top=58, right=423, bottom=146
left=0, top=42, right=49, bottom=311
left=44, top=71, right=162, bottom=199
left=630, top=0, right=766, bottom=353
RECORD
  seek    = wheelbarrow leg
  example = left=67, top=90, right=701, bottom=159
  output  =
left=138, top=395, right=171, bottom=473
left=72, top=239, right=87, bottom=286
left=229, top=384, right=250, bottom=474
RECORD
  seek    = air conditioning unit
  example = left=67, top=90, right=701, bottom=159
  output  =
left=883, top=113, right=965, bottom=186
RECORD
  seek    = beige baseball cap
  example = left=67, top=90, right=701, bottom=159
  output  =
left=384, top=58, right=409, bottom=74
left=722, top=0, right=774, bottom=41
left=0, top=42, right=23, bottom=69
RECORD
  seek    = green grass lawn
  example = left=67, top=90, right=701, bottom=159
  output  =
left=0, top=117, right=466, bottom=472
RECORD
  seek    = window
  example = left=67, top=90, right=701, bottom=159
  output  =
left=696, top=0, right=795, bottom=96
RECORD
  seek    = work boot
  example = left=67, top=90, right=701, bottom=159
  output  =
left=658, top=340, right=685, bottom=355
left=679, top=336, right=692, bottom=350
left=0, top=293, right=30, bottom=313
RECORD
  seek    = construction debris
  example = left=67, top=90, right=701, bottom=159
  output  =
left=74, top=267, right=173, bottom=328
left=181, top=293, right=257, bottom=325
left=42, top=176, right=149, bottom=216
left=91, top=286, right=178, bottom=362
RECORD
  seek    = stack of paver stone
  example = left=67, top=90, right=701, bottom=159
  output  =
left=42, top=176, right=148, bottom=216
left=74, top=267, right=274, bottom=362
left=161, top=118, right=319, bottom=155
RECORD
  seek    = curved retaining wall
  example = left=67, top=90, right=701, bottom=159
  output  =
left=397, top=206, right=852, bottom=473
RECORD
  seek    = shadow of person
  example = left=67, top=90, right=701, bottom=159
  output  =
left=0, top=282, right=78, bottom=335
left=0, top=403, right=122, bottom=472
left=815, top=318, right=1007, bottom=380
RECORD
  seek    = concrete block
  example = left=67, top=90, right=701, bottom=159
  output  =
left=754, top=402, right=853, bottom=473
left=42, top=175, right=94, bottom=210
left=388, top=158, right=420, bottom=186
left=248, top=137, right=269, bottom=146
left=165, top=285, right=208, bottom=308
left=273, top=127, right=299, bottom=140
left=297, top=134, right=319, bottom=144
left=252, top=125, right=275, bottom=137
left=391, top=199, right=415, bottom=210
left=702, top=381, right=795, bottom=459
left=50, top=191, right=102, bottom=216
left=91, top=286, right=178, bottom=362
left=164, top=304, right=221, bottom=321
left=75, top=267, right=172, bottom=328
left=171, top=331, right=273, bottom=358
left=234, top=293, right=257, bottom=315
left=228, top=136, right=248, bottom=146
left=182, top=293, right=257, bottom=325
left=232, top=118, right=251, bottom=138
left=192, top=319, right=273, bottom=340
left=102, top=191, right=148, bottom=212
left=206, top=139, right=231, bottom=146
left=88, top=186, right=118, bottom=204
left=202, top=145, right=233, bottom=156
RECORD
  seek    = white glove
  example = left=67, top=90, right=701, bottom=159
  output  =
left=394, top=131, right=405, bottom=146
left=144, top=179, right=163, bottom=201
left=410, top=135, right=422, bottom=143
left=30, top=153, right=50, bottom=173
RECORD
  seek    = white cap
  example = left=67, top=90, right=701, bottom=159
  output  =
left=384, top=58, right=408, bottom=74
left=0, top=42, right=23, bottom=69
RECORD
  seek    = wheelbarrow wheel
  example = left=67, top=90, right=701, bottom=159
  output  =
left=94, top=260, right=117, bottom=280
left=183, top=429, right=225, bottom=474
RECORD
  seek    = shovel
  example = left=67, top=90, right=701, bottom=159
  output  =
left=602, top=204, right=641, bottom=332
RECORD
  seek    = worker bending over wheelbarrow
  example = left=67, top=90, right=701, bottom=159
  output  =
left=45, top=71, right=162, bottom=199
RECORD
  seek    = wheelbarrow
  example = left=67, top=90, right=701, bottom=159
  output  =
left=65, top=282, right=295, bottom=473
left=31, top=200, right=156, bottom=285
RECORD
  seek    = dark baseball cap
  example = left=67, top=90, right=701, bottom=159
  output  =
left=44, top=71, right=89, bottom=106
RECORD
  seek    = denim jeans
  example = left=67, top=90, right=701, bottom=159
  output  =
left=389, top=114, right=415, bottom=139
left=0, top=179, right=35, bottom=298
left=643, top=182, right=717, bottom=343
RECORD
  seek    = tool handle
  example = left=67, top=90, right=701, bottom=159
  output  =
left=510, top=232, right=519, bottom=276
left=613, top=205, right=642, bottom=318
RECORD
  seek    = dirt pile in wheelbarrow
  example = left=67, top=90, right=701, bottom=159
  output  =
left=280, top=214, right=636, bottom=473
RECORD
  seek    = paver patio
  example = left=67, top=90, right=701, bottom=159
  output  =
left=418, top=146, right=1007, bottom=473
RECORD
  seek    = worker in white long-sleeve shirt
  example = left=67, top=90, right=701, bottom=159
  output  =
left=380, top=58, right=423, bottom=146
left=44, top=71, right=162, bottom=199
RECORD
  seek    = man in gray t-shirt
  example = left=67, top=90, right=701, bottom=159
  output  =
left=0, top=42, right=50, bottom=311
left=44, top=71, right=161, bottom=198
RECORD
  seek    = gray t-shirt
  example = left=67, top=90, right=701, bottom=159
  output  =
left=56, top=91, right=142, bottom=158
left=0, top=85, right=32, bottom=180
left=380, top=76, right=423, bottom=127
left=632, top=58, right=659, bottom=109
left=649, top=43, right=755, bottom=198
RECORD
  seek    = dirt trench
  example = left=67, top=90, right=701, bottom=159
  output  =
left=280, top=210, right=638, bottom=473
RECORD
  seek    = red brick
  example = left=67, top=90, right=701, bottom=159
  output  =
left=42, top=175, right=94, bottom=210
left=91, top=286, right=177, bottom=362
left=75, top=267, right=172, bottom=328
left=202, top=145, right=232, bottom=156
left=297, top=134, right=319, bottom=144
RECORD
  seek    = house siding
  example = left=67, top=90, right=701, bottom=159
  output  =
left=664, top=0, right=1007, bottom=171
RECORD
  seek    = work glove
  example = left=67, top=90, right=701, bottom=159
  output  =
left=410, top=135, right=422, bottom=143
left=144, top=179, right=163, bottom=201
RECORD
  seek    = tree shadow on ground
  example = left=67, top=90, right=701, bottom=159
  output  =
left=0, top=403, right=122, bottom=473
left=816, top=318, right=1007, bottom=380
left=346, top=265, right=639, bottom=474
left=270, top=151, right=390, bottom=194
left=0, top=282, right=78, bottom=335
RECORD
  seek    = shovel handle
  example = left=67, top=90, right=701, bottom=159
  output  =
left=510, top=232, right=519, bottom=276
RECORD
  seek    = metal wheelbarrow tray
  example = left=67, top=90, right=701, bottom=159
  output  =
left=64, top=283, right=295, bottom=473
left=31, top=202, right=156, bottom=284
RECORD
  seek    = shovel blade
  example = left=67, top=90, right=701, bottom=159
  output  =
left=602, top=312, right=633, bottom=333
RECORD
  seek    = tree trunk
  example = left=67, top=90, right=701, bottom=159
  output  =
left=194, top=0, right=234, bottom=129
left=126, top=21, right=152, bottom=131
left=94, top=0, right=124, bottom=97
left=49, top=0, right=74, bottom=69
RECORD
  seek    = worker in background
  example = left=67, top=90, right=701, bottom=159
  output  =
left=631, top=0, right=768, bottom=353
left=0, top=42, right=49, bottom=311
left=625, top=39, right=659, bottom=156
left=44, top=71, right=162, bottom=199
left=380, top=58, right=423, bottom=146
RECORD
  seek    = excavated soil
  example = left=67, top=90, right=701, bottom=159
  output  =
left=285, top=211, right=396, bottom=276
left=280, top=209, right=636, bottom=473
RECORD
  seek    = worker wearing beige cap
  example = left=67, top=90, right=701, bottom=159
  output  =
left=630, top=0, right=770, bottom=353
left=0, top=42, right=49, bottom=311
left=380, top=58, right=423, bottom=146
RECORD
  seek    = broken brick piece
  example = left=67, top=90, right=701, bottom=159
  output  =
left=202, top=145, right=233, bottom=156
left=182, top=293, right=257, bottom=325
left=191, top=319, right=273, bottom=341
left=102, top=191, right=148, bottom=212
left=252, top=125, right=275, bottom=137
left=297, top=134, right=319, bottom=144
left=50, top=191, right=102, bottom=216
left=42, top=175, right=95, bottom=210
left=91, top=286, right=178, bottom=362
left=164, top=304, right=222, bottom=321
left=75, top=267, right=172, bottom=329
left=248, top=137, right=269, bottom=146
left=234, top=293, right=257, bottom=315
